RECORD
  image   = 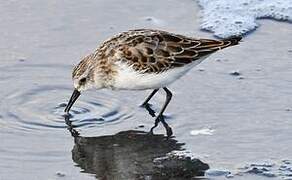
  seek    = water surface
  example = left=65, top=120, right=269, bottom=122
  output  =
left=1, top=0, right=292, bottom=179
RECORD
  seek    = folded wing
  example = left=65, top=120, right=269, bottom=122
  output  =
left=114, top=29, right=241, bottom=73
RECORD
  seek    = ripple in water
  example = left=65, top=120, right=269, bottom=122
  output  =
left=54, top=98, right=134, bottom=129
left=0, top=64, right=134, bottom=134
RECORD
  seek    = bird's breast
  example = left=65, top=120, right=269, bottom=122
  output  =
left=110, top=61, right=197, bottom=90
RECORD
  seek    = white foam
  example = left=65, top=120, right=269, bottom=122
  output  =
left=190, top=128, right=214, bottom=135
left=197, top=0, right=292, bottom=38
left=205, top=169, right=232, bottom=177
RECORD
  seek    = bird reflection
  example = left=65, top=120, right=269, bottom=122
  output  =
left=64, top=115, right=209, bottom=180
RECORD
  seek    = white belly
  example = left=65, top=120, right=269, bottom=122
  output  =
left=111, top=58, right=207, bottom=90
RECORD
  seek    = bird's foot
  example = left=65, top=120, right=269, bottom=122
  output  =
left=147, top=129, right=154, bottom=136
left=148, top=115, right=173, bottom=138
left=148, top=114, right=162, bottom=134
left=160, top=117, right=173, bottom=138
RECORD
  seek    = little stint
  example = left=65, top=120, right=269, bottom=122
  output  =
left=65, top=29, right=241, bottom=137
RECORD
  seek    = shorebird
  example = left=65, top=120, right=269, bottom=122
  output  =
left=65, top=29, right=241, bottom=137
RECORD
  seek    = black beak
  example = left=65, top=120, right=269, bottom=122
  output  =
left=64, top=89, right=81, bottom=113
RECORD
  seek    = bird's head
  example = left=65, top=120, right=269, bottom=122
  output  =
left=64, top=55, right=103, bottom=113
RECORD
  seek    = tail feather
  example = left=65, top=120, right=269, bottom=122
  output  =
left=223, top=36, right=242, bottom=46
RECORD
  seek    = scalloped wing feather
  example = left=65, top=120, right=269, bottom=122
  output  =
left=107, top=29, right=241, bottom=74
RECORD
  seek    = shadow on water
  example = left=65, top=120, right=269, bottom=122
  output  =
left=65, top=116, right=209, bottom=180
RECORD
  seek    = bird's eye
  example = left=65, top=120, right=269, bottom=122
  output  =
left=80, top=78, right=86, bottom=84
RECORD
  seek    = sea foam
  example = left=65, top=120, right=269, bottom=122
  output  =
left=196, top=0, right=292, bottom=38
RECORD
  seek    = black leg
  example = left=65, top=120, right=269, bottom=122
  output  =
left=141, top=89, right=159, bottom=117
left=141, top=89, right=159, bottom=106
left=150, top=87, right=173, bottom=137
left=158, top=87, right=172, bottom=116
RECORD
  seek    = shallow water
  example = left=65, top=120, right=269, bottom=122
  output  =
left=1, top=0, right=292, bottom=179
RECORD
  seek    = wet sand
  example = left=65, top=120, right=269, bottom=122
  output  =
left=1, top=0, right=292, bottom=179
